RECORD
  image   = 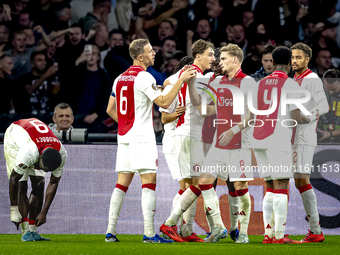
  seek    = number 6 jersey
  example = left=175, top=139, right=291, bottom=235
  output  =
left=112, top=65, right=162, bottom=144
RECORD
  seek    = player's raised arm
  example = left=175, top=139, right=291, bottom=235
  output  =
left=153, top=66, right=196, bottom=109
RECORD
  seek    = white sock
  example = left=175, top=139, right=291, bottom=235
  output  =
left=206, top=205, right=215, bottom=233
left=200, top=185, right=224, bottom=229
left=165, top=185, right=201, bottom=226
left=142, top=184, right=156, bottom=237
left=236, top=189, right=251, bottom=235
left=263, top=188, right=274, bottom=237
left=106, top=184, right=127, bottom=235
left=228, top=191, right=239, bottom=231
left=171, top=189, right=183, bottom=214
left=299, top=184, right=321, bottom=234
left=21, top=220, right=29, bottom=236
left=29, top=222, right=37, bottom=233
left=273, top=190, right=288, bottom=239
left=181, top=199, right=197, bottom=237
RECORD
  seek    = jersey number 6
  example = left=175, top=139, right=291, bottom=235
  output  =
left=120, top=86, right=127, bottom=115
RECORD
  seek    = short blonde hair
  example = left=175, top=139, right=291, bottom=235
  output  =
left=129, top=39, right=149, bottom=60
left=220, top=43, right=244, bottom=63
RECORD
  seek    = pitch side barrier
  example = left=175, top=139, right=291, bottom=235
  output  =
left=0, top=144, right=339, bottom=235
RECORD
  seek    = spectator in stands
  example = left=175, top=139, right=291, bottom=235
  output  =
left=0, top=22, right=10, bottom=51
left=4, top=27, right=50, bottom=82
left=230, top=23, right=248, bottom=56
left=158, top=20, right=175, bottom=42
left=311, top=49, right=332, bottom=78
left=88, top=22, right=109, bottom=68
left=134, top=0, right=187, bottom=38
left=313, top=21, right=340, bottom=68
left=318, top=69, right=340, bottom=142
left=23, top=28, right=35, bottom=47
left=161, top=57, right=179, bottom=78
left=242, top=33, right=269, bottom=75
left=32, top=0, right=58, bottom=31
left=206, top=0, right=225, bottom=33
left=15, top=51, right=58, bottom=115
left=104, top=30, right=131, bottom=82
left=251, top=44, right=275, bottom=81
left=108, top=29, right=124, bottom=48
left=53, top=24, right=86, bottom=107
left=52, top=2, right=72, bottom=30
left=0, top=54, right=15, bottom=114
left=81, top=0, right=111, bottom=35
left=242, top=11, right=254, bottom=28
left=18, top=8, right=34, bottom=29
left=195, top=19, right=212, bottom=40
left=74, top=45, right=111, bottom=132
left=153, top=36, right=177, bottom=72
left=49, top=102, right=74, bottom=132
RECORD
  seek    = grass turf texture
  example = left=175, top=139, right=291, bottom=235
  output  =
left=0, top=234, right=338, bottom=255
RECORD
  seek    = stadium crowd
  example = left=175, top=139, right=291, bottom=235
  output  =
left=0, top=0, right=340, bottom=138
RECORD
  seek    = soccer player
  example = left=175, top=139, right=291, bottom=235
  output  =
left=291, top=42, right=328, bottom=243
left=105, top=39, right=196, bottom=243
left=4, top=118, right=67, bottom=241
left=251, top=46, right=312, bottom=244
left=159, top=57, right=192, bottom=218
left=189, top=44, right=256, bottom=243
left=201, top=48, right=240, bottom=242
left=160, top=39, right=215, bottom=242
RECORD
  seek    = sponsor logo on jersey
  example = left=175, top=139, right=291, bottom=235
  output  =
left=152, top=83, right=159, bottom=91
left=18, top=163, right=27, bottom=169
left=193, top=164, right=201, bottom=172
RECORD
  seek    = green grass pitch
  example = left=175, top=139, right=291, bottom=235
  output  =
left=0, top=234, right=339, bottom=255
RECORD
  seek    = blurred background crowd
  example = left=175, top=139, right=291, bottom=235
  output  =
left=0, top=0, right=340, bottom=143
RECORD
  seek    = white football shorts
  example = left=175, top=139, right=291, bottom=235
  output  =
left=292, top=144, right=315, bottom=175
left=202, top=147, right=253, bottom=181
left=254, top=149, right=293, bottom=181
left=116, top=142, right=158, bottom=174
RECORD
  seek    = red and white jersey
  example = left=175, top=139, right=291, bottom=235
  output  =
left=112, top=65, right=162, bottom=143
left=209, top=69, right=255, bottom=150
left=250, top=71, right=300, bottom=152
left=159, top=84, right=178, bottom=153
left=291, top=69, right=328, bottom=146
left=171, top=64, right=213, bottom=139
left=8, top=118, right=67, bottom=177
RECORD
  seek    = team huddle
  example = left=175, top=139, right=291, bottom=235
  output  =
left=4, top=37, right=327, bottom=244
left=105, top=38, right=328, bottom=244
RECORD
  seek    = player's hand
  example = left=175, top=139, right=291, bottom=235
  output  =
left=10, top=206, right=22, bottom=230
left=181, top=67, right=196, bottom=82
left=316, top=109, right=320, bottom=119
left=175, top=106, right=186, bottom=117
left=218, top=129, right=234, bottom=147
left=35, top=212, right=47, bottom=227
